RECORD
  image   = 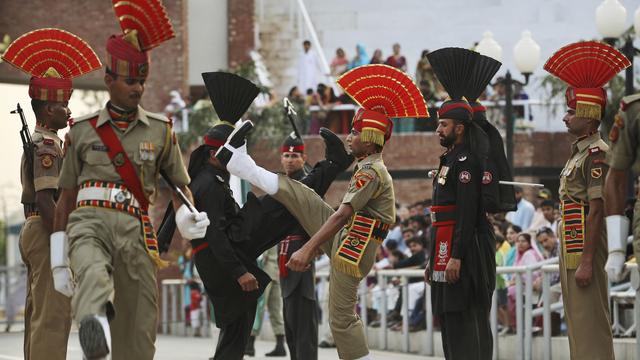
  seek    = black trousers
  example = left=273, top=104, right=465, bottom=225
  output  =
left=283, top=294, right=318, bottom=360
left=439, top=303, right=492, bottom=360
left=210, top=296, right=257, bottom=360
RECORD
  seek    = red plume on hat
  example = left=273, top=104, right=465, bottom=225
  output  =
left=337, top=64, right=429, bottom=146
left=544, top=41, right=630, bottom=121
left=106, top=0, right=176, bottom=78
left=2, top=28, right=102, bottom=102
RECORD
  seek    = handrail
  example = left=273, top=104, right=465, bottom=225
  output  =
left=308, top=99, right=566, bottom=113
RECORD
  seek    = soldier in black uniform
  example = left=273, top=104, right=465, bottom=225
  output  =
left=161, top=72, right=353, bottom=360
left=425, top=48, right=494, bottom=360
left=276, top=134, right=319, bottom=360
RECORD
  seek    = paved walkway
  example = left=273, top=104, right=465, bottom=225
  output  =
left=0, top=330, right=444, bottom=359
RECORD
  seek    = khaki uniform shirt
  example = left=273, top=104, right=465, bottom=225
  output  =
left=607, top=93, right=640, bottom=173
left=559, top=132, right=609, bottom=204
left=58, top=105, right=190, bottom=201
left=341, top=152, right=395, bottom=224
left=21, top=125, right=64, bottom=206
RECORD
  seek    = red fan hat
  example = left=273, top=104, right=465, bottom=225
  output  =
left=337, top=64, right=429, bottom=146
left=2, top=28, right=102, bottom=102
left=107, top=0, right=176, bottom=78
left=544, top=41, right=630, bottom=121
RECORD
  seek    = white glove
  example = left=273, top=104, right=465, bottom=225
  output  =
left=50, top=231, right=74, bottom=297
left=175, top=204, right=210, bottom=240
left=52, top=267, right=74, bottom=297
left=606, top=252, right=628, bottom=282
left=605, top=215, right=630, bottom=282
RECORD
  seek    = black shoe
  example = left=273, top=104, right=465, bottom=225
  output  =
left=265, top=334, right=286, bottom=357
left=318, top=340, right=336, bottom=348
left=215, top=120, right=254, bottom=166
left=244, top=335, right=256, bottom=356
left=79, top=315, right=109, bottom=359
left=319, top=127, right=354, bottom=171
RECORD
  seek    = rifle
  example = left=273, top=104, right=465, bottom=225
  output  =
left=12, top=103, right=34, bottom=179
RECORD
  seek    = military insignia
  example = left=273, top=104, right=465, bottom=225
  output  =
left=609, top=125, right=620, bottom=143
left=138, top=63, right=149, bottom=77
left=41, top=154, right=53, bottom=168
left=459, top=171, right=471, bottom=183
left=350, top=238, right=360, bottom=247
left=591, top=167, right=602, bottom=179
left=43, top=138, right=54, bottom=146
left=571, top=228, right=577, bottom=239
left=289, top=146, right=294, bottom=152
left=352, top=171, right=374, bottom=190
left=482, top=171, right=493, bottom=185
left=458, top=154, right=467, bottom=162
left=139, top=142, right=155, bottom=161
left=437, top=166, right=449, bottom=185
left=92, top=144, right=109, bottom=152
left=588, top=147, right=601, bottom=155
left=113, top=152, right=126, bottom=167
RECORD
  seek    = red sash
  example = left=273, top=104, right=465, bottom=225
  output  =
left=278, top=235, right=305, bottom=278
left=89, top=119, right=165, bottom=267
left=430, top=205, right=456, bottom=282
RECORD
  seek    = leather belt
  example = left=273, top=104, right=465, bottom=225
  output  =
left=430, top=205, right=457, bottom=225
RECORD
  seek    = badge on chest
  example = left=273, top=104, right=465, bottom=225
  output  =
left=139, top=142, right=155, bottom=161
left=437, top=166, right=449, bottom=185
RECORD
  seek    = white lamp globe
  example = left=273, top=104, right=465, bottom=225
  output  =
left=514, top=30, right=540, bottom=74
left=595, top=0, right=627, bottom=38
left=476, top=31, right=503, bottom=62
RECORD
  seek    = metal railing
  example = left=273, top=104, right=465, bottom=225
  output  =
left=0, top=265, right=27, bottom=327
left=160, top=260, right=640, bottom=359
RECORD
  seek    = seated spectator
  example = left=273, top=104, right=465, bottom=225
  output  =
left=504, top=224, right=522, bottom=267
left=393, top=237, right=426, bottom=269
left=533, top=227, right=560, bottom=291
left=506, top=186, right=535, bottom=230
left=495, top=234, right=509, bottom=334
left=348, top=44, right=369, bottom=69
left=528, top=188, right=553, bottom=232
left=384, top=43, right=407, bottom=72
left=383, top=216, right=405, bottom=252
left=370, top=49, right=384, bottom=64
left=309, top=83, right=341, bottom=134
left=330, top=47, right=349, bottom=76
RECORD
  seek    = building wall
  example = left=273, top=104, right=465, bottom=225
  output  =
left=0, top=0, right=189, bottom=112
left=250, top=131, right=574, bottom=207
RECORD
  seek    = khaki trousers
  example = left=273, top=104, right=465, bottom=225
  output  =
left=67, top=207, right=157, bottom=360
left=19, top=216, right=71, bottom=360
left=273, top=175, right=377, bottom=359
left=559, top=241, right=614, bottom=360
left=253, top=279, right=285, bottom=336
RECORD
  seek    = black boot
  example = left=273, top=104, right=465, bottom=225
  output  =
left=244, top=335, right=256, bottom=356
left=216, top=120, right=254, bottom=166
left=319, top=127, right=354, bottom=171
left=265, top=334, right=286, bottom=357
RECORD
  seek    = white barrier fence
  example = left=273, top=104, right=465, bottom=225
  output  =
left=160, top=261, right=640, bottom=360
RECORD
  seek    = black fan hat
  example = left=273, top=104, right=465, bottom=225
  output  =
left=201, top=72, right=260, bottom=122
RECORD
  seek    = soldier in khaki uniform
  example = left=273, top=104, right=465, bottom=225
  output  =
left=543, top=41, right=630, bottom=360
left=1, top=29, right=102, bottom=360
left=604, top=92, right=640, bottom=282
left=51, top=7, right=209, bottom=360
left=216, top=65, right=428, bottom=360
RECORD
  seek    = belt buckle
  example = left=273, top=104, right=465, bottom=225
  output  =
left=114, top=190, right=131, bottom=205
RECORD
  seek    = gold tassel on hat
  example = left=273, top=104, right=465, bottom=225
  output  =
left=576, top=101, right=602, bottom=121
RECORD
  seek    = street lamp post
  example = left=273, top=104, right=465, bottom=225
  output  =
left=596, top=0, right=640, bottom=96
left=476, top=31, right=540, bottom=170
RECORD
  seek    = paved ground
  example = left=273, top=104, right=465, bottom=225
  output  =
left=0, top=330, right=444, bottom=359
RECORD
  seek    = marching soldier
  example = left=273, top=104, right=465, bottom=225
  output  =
left=604, top=91, right=640, bottom=281
left=2, top=28, right=102, bottom=360
left=51, top=3, right=210, bottom=359
left=182, top=72, right=352, bottom=360
left=424, top=47, right=494, bottom=359
left=543, top=40, right=630, bottom=359
left=215, top=64, right=428, bottom=360
left=276, top=134, right=319, bottom=360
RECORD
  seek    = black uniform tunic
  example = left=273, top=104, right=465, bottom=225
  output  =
left=428, top=143, right=493, bottom=360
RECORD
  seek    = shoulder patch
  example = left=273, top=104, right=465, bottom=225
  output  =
left=609, top=114, right=623, bottom=143
left=459, top=170, right=471, bottom=183
left=40, top=154, right=54, bottom=168
left=73, top=110, right=100, bottom=124
left=591, top=167, right=602, bottom=179
left=482, top=171, right=493, bottom=185
left=42, top=138, right=54, bottom=146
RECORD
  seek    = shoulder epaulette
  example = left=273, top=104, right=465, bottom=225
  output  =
left=621, top=93, right=640, bottom=111
left=72, top=110, right=100, bottom=125
left=588, top=139, right=609, bottom=155
left=143, top=108, right=170, bottom=123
